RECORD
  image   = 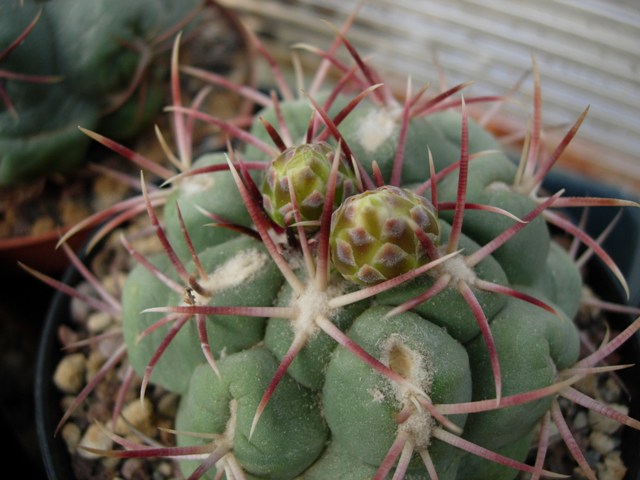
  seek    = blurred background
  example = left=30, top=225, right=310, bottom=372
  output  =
left=222, top=0, right=640, bottom=195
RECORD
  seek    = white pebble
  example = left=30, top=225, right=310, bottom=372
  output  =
left=573, top=410, right=589, bottom=431
left=157, top=462, right=174, bottom=477
left=596, top=451, right=627, bottom=480
left=97, top=327, right=122, bottom=358
left=113, top=398, right=155, bottom=437
left=589, top=404, right=628, bottom=434
left=156, top=392, right=179, bottom=418
left=77, top=423, right=113, bottom=459
left=69, top=283, right=94, bottom=323
left=53, top=353, right=86, bottom=394
left=85, top=349, right=106, bottom=382
left=87, top=310, right=114, bottom=333
left=600, top=377, right=622, bottom=403
left=589, top=430, right=616, bottom=455
left=60, top=423, right=81, bottom=454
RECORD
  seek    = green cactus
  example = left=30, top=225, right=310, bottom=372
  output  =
left=336, top=99, right=498, bottom=186
left=435, top=151, right=551, bottom=285
left=0, top=0, right=202, bottom=186
left=162, top=152, right=257, bottom=258
left=176, top=348, right=328, bottom=479
left=32, top=9, right=640, bottom=480
left=261, top=142, right=358, bottom=229
left=322, top=306, right=472, bottom=479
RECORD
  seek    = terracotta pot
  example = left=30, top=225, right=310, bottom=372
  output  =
left=0, top=225, right=92, bottom=278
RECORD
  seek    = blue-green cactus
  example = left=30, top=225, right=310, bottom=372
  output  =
left=111, top=90, right=592, bottom=478
left=37, top=10, right=640, bottom=480
left=122, top=236, right=284, bottom=394
left=0, top=0, right=202, bottom=186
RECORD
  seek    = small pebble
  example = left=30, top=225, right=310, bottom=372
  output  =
left=102, top=272, right=127, bottom=300
left=573, top=410, right=589, bottom=432
left=31, top=216, right=55, bottom=236
left=59, top=195, right=90, bottom=226
left=69, top=283, right=95, bottom=323
left=589, top=404, right=628, bottom=434
left=92, top=174, right=131, bottom=211
left=57, top=324, right=81, bottom=349
left=53, top=352, right=87, bottom=394
left=600, top=377, right=622, bottom=403
left=101, top=456, right=121, bottom=472
left=596, top=451, right=627, bottom=480
left=589, top=430, right=617, bottom=455
left=96, top=329, right=123, bottom=359
left=87, top=310, right=114, bottom=333
left=114, top=398, right=155, bottom=437
left=121, top=457, right=146, bottom=480
left=156, top=392, right=179, bottom=418
left=85, top=348, right=106, bottom=382
left=156, top=462, right=174, bottom=477
left=61, top=423, right=82, bottom=454
left=78, top=423, right=113, bottom=459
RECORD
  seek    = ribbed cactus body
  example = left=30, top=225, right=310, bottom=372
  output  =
left=337, top=102, right=459, bottom=184
left=322, top=306, right=472, bottom=478
left=375, top=220, right=509, bottom=343
left=117, top=54, right=591, bottom=480
left=0, top=2, right=99, bottom=185
left=301, top=442, right=379, bottom=479
left=45, top=0, right=201, bottom=97
left=526, top=241, right=583, bottom=320
left=436, top=152, right=551, bottom=285
left=458, top=297, right=580, bottom=479
left=336, top=102, right=502, bottom=185
left=163, top=153, right=256, bottom=259
left=427, top=110, right=503, bottom=154
left=176, top=348, right=328, bottom=479
left=243, top=95, right=350, bottom=161
left=264, top=278, right=368, bottom=390
left=122, top=236, right=284, bottom=394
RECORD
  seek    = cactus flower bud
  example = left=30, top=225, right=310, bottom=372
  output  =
left=261, top=142, right=357, bottom=229
left=330, top=185, right=439, bottom=285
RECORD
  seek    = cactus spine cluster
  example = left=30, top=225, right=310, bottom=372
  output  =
left=35, top=8, right=640, bottom=480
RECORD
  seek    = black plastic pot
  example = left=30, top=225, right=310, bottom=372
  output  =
left=35, top=170, right=640, bottom=480
left=36, top=255, right=82, bottom=480
left=543, top=169, right=640, bottom=479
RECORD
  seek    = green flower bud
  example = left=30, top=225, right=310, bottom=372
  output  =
left=261, top=142, right=357, bottom=229
left=330, top=185, right=439, bottom=285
